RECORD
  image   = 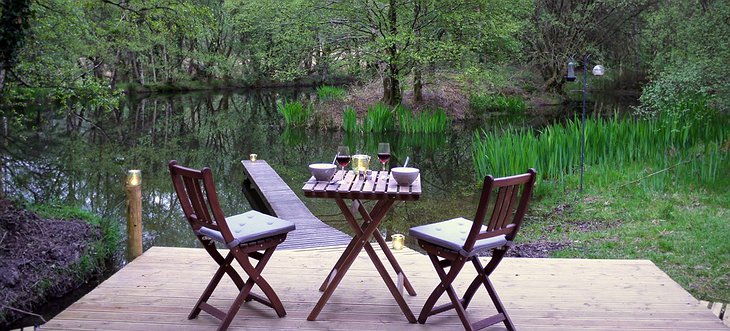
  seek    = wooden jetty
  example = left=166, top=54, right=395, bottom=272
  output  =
left=241, top=160, right=351, bottom=250
left=42, top=246, right=727, bottom=330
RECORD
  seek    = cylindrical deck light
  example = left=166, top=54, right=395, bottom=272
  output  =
left=126, top=169, right=143, bottom=261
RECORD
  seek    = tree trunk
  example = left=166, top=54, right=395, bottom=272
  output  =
left=413, top=67, right=423, bottom=102
left=383, top=0, right=401, bottom=106
left=412, top=0, right=423, bottom=102
left=0, top=68, right=6, bottom=98
left=382, top=70, right=392, bottom=104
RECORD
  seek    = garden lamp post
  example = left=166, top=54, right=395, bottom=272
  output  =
left=566, top=55, right=604, bottom=193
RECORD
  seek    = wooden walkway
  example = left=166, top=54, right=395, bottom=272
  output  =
left=43, top=246, right=727, bottom=330
left=241, top=160, right=351, bottom=250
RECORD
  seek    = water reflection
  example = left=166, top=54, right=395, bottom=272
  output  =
left=2, top=89, right=480, bottom=256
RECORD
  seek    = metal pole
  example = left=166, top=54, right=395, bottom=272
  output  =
left=580, top=54, right=589, bottom=193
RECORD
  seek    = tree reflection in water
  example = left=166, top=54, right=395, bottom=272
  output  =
left=1, top=89, right=478, bottom=258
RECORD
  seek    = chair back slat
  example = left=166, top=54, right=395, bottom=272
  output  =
left=464, top=169, right=537, bottom=252
left=183, top=176, right=213, bottom=225
left=168, top=160, right=233, bottom=243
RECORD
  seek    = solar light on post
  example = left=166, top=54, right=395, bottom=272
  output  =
left=566, top=55, right=604, bottom=193
left=126, top=169, right=143, bottom=260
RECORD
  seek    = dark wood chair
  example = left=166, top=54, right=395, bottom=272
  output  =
left=168, top=160, right=295, bottom=331
left=409, top=169, right=537, bottom=331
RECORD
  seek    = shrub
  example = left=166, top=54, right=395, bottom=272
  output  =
left=397, top=106, right=450, bottom=133
left=342, top=106, right=358, bottom=133
left=469, top=94, right=526, bottom=113
left=362, top=103, right=395, bottom=132
left=277, top=100, right=311, bottom=127
left=317, top=85, right=346, bottom=101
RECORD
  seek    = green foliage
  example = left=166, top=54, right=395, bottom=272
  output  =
left=396, top=106, right=450, bottom=133
left=317, top=85, right=346, bottom=101
left=53, top=78, right=122, bottom=114
left=342, top=106, right=357, bottom=133
left=277, top=100, right=311, bottom=127
left=469, top=94, right=526, bottom=114
left=640, top=1, right=730, bottom=115
left=472, top=114, right=728, bottom=189
left=362, top=103, right=395, bottom=132
left=0, top=0, right=32, bottom=73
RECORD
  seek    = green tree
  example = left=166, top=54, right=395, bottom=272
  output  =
left=0, top=0, right=31, bottom=95
left=526, top=0, right=655, bottom=94
left=639, top=0, right=730, bottom=116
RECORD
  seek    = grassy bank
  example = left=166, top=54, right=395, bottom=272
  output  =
left=472, top=114, right=729, bottom=302
left=0, top=203, right=120, bottom=326
left=522, top=166, right=729, bottom=302
left=30, top=204, right=121, bottom=274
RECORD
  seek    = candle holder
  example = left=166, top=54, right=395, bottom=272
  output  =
left=126, top=170, right=142, bottom=187
left=249, top=154, right=258, bottom=162
left=391, top=234, right=405, bottom=250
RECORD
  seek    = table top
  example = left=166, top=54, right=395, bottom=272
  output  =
left=302, top=170, right=421, bottom=201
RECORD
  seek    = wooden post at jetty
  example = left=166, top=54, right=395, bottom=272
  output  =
left=125, top=170, right=143, bottom=260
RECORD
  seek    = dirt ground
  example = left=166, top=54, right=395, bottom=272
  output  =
left=0, top=199, right=100, bottom=327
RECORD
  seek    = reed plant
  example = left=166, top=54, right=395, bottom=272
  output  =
left=469, top=93, right=526, bottom=113
left=397, top=106, right=450, bottom=133
left=277, top=100, right=311, bottom=127
left=473, top=113, right=728, bottom=189
left=362, top=103, right=395, bottom=132
left=316, top=85, right=346, bottom=101
left=342, top=106, right=358, bottom=133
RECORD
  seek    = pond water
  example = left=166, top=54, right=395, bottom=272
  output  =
left=2, top=88, right=635, bottom=256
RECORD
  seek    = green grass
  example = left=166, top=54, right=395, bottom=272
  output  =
left=469, top=93, right=527, bottom=113
left=472, top=112, right=729, bottom=302
left=397, top=106, right=450, bottom=133
left=316, top=85, right=346, bottom=101
left=518, top=166, right=730, bottom=302
left=473, top=114, right=728, bottom=186
left=277, top=100, right=311, bottom=127
left=362, top=103, right=395, bottom=132
left=342, top=106, right=358, bottom=133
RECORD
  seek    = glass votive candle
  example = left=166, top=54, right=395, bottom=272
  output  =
left=249, top=154, right=258, bottom=162
left=391, top=234, right=405, bottom=250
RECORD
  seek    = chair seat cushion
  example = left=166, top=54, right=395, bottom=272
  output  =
left=409, top=217, right=508, bottom=255
left=197, top=210, right=295, bottom=247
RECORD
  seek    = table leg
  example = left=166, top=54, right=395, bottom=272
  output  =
left=352, top=200, right=417, bottom=296
left=368, top=222, right=418, bottom=296
left=307, top=199, right=387, bottom=321
left=318, top=233, right=359, bottom=292
left=318, top=199, right=388, bottom=292
left=332, top=199, right=416, bottom=322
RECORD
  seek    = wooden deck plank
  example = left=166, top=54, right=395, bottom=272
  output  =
left=43, top=246, right=727, bottom=331
left=241, top=160, right=351, bottom=249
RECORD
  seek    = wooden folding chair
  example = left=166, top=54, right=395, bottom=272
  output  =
left=168, top=160, right=295, bottom=331
left=409, top=169, right=537, bottom=331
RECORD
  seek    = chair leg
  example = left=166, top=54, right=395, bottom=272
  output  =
left=462, top=248, right=507, bottom=310
left=189, top=250, right=237, bottom=319
left=235, top=246, right=287, bottom=318
left=472, top=257, right=515, bottom=331
left=418, top=254, right=467, bottom=325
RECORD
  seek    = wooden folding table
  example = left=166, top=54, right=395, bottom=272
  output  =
left=302, top=169, right=420, bottom=322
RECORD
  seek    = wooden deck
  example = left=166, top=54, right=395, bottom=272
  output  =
left=241, top=160, right=351, bottom=250
left=43, top=246, right=726, bottom=330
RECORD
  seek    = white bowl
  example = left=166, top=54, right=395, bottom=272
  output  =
left=391, top=167, right=419, bottom=185
left=309, top=163, right=337, bottom=181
